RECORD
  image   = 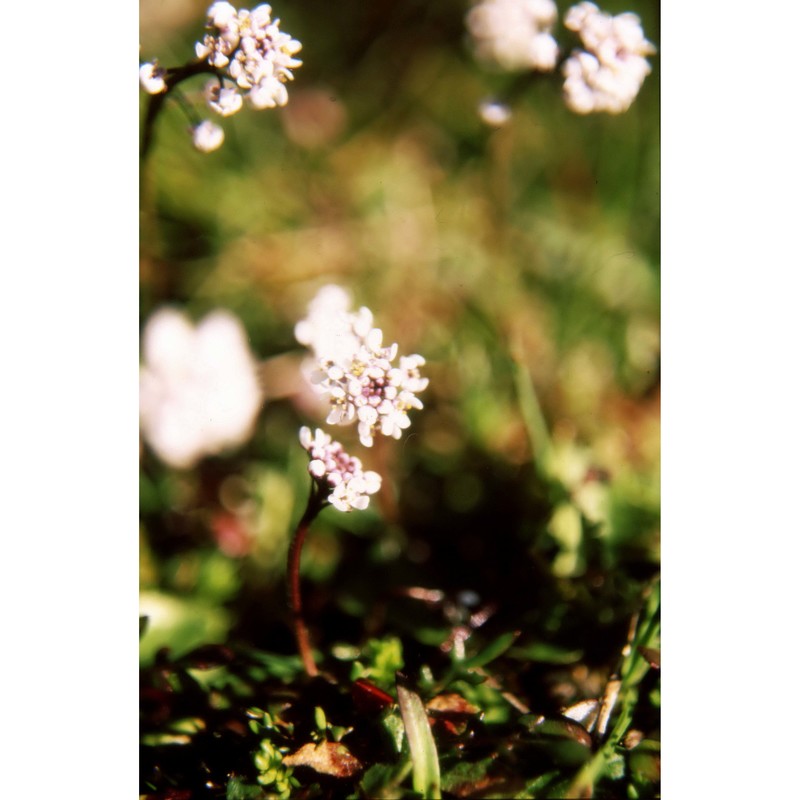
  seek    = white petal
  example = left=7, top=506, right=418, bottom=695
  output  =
left=308, top=459, right=327, bottom=477
left=363, top=471, right=382, bottom=493
left=357, top=405, right=378, bottom=424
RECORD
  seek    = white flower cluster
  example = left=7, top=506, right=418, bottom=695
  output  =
left=139, top=308, right=263, bottom=469
left=139, top=3, right=301, bottom=153
left=466, top=0, right=559, bottom=72
left=195, top=2, right=302, bottom=111
left=562, top=2, right=655, bottom=114
left=295, top=285, right=429, bottom=448
left=299, top=427, right=382, bottom=512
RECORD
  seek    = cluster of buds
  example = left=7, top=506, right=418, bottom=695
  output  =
left=295, top=285, right=428, bottom=512
left=139, top=2, right=302, bottom=153
left=466, top=0, right=559, bottom=72
left=299, top=427, right=381, bottom=512
left=562, top=2, right=656, bottom=114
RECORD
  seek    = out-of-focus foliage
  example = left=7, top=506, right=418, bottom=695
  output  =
left=140, top=0, right=659, bottom=796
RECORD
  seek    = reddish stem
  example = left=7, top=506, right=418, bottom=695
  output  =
left=372, top=434, right=398, bottom=523
left=287, top=485, right=325, bottom=677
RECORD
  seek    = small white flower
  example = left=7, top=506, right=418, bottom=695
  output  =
left=192, top=120, right=225, bottom=152
left=562, top=2, right=655, bottom=114
left=250, top=4, right=274, bottom=28
left=139, top=62, right=167, bottom=94
left=248, top=75, right=289, bottom=108
left=139, top=308, right=264, bottom=469
left=298, top=427, right=382, bottom=512
left=196, top=2, right=241, bottom=66
left=564, top=1, right=596, bottom=33
left=208, top=1, right=239, bottom=29
left=467, top=0, right=559, bottom=72
left=205, top=81, right=244, bottom=116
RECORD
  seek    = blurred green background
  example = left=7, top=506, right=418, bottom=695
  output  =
left=139, top=0, right=659, bottom=675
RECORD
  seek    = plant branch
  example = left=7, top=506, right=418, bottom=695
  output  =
left=140, top=60, right=223, bottom=160
left=287, top=481, right=327, bottom=677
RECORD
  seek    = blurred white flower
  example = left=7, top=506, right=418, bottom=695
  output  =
left=195, top=2, right=302, bottom=110
left=139, top=308, right=263, bottom=469
left=299, top=427, right=381, bottom=512
left=467, top=0, right=559, bottom=72
left=139, top=61, right=167, bottom=94
left=478, top=99, right=512, bottom=127
left=192, top=120, right=225, bottom=152
left=562, top=2, right=655, bottom=114
left=294, top=284, right=374, bottom=365
left=296, top=287, right=428, bottom=448
left=205, top=80, right=244, bottom=116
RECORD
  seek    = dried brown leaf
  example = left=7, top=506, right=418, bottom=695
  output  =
left=283, top=741, right=363, bottom=778
left=426, top=693, right=480, bottom=716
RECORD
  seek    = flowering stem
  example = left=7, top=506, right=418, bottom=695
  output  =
left=287, top=482, right=327, bottom=677
left=140, top=60, right=222, bottom=160
left=372, top=434, right=398, bottom=523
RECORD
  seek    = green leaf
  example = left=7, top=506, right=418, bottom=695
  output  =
left=381, top=710, right=406, bottom=754
left=359, top=762, right=412, bottom=798
left=239, top=648, right=305, bottom=680
left=226, top=775, right=266, bottom=799
left=508, top=641, right=583, bottom=665
left=514, top=770, right=565, bottom=799
left=396, top=674, right=441, bottom=799
left=351, top=635, right=405, bottom=689
left=459, top=631, right=519, bottom=670
left=605, top=750, right=626, bottom=780
left=629, top=749, right=661, bottom=784
left=440, top=758, right=494, bottom=794
left=138, top=590, right=231, bottom=666
left=523, top=717, right=593, bottom=748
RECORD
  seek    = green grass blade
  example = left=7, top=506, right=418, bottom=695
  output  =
left=396, top=674, right=441, bottom=799
left=567, top=579, right=661, bottom=797
left=459, top=630, right=519, bottom=670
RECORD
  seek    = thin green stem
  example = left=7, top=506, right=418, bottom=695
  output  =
left=171, top=87, right=204, bottom=128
